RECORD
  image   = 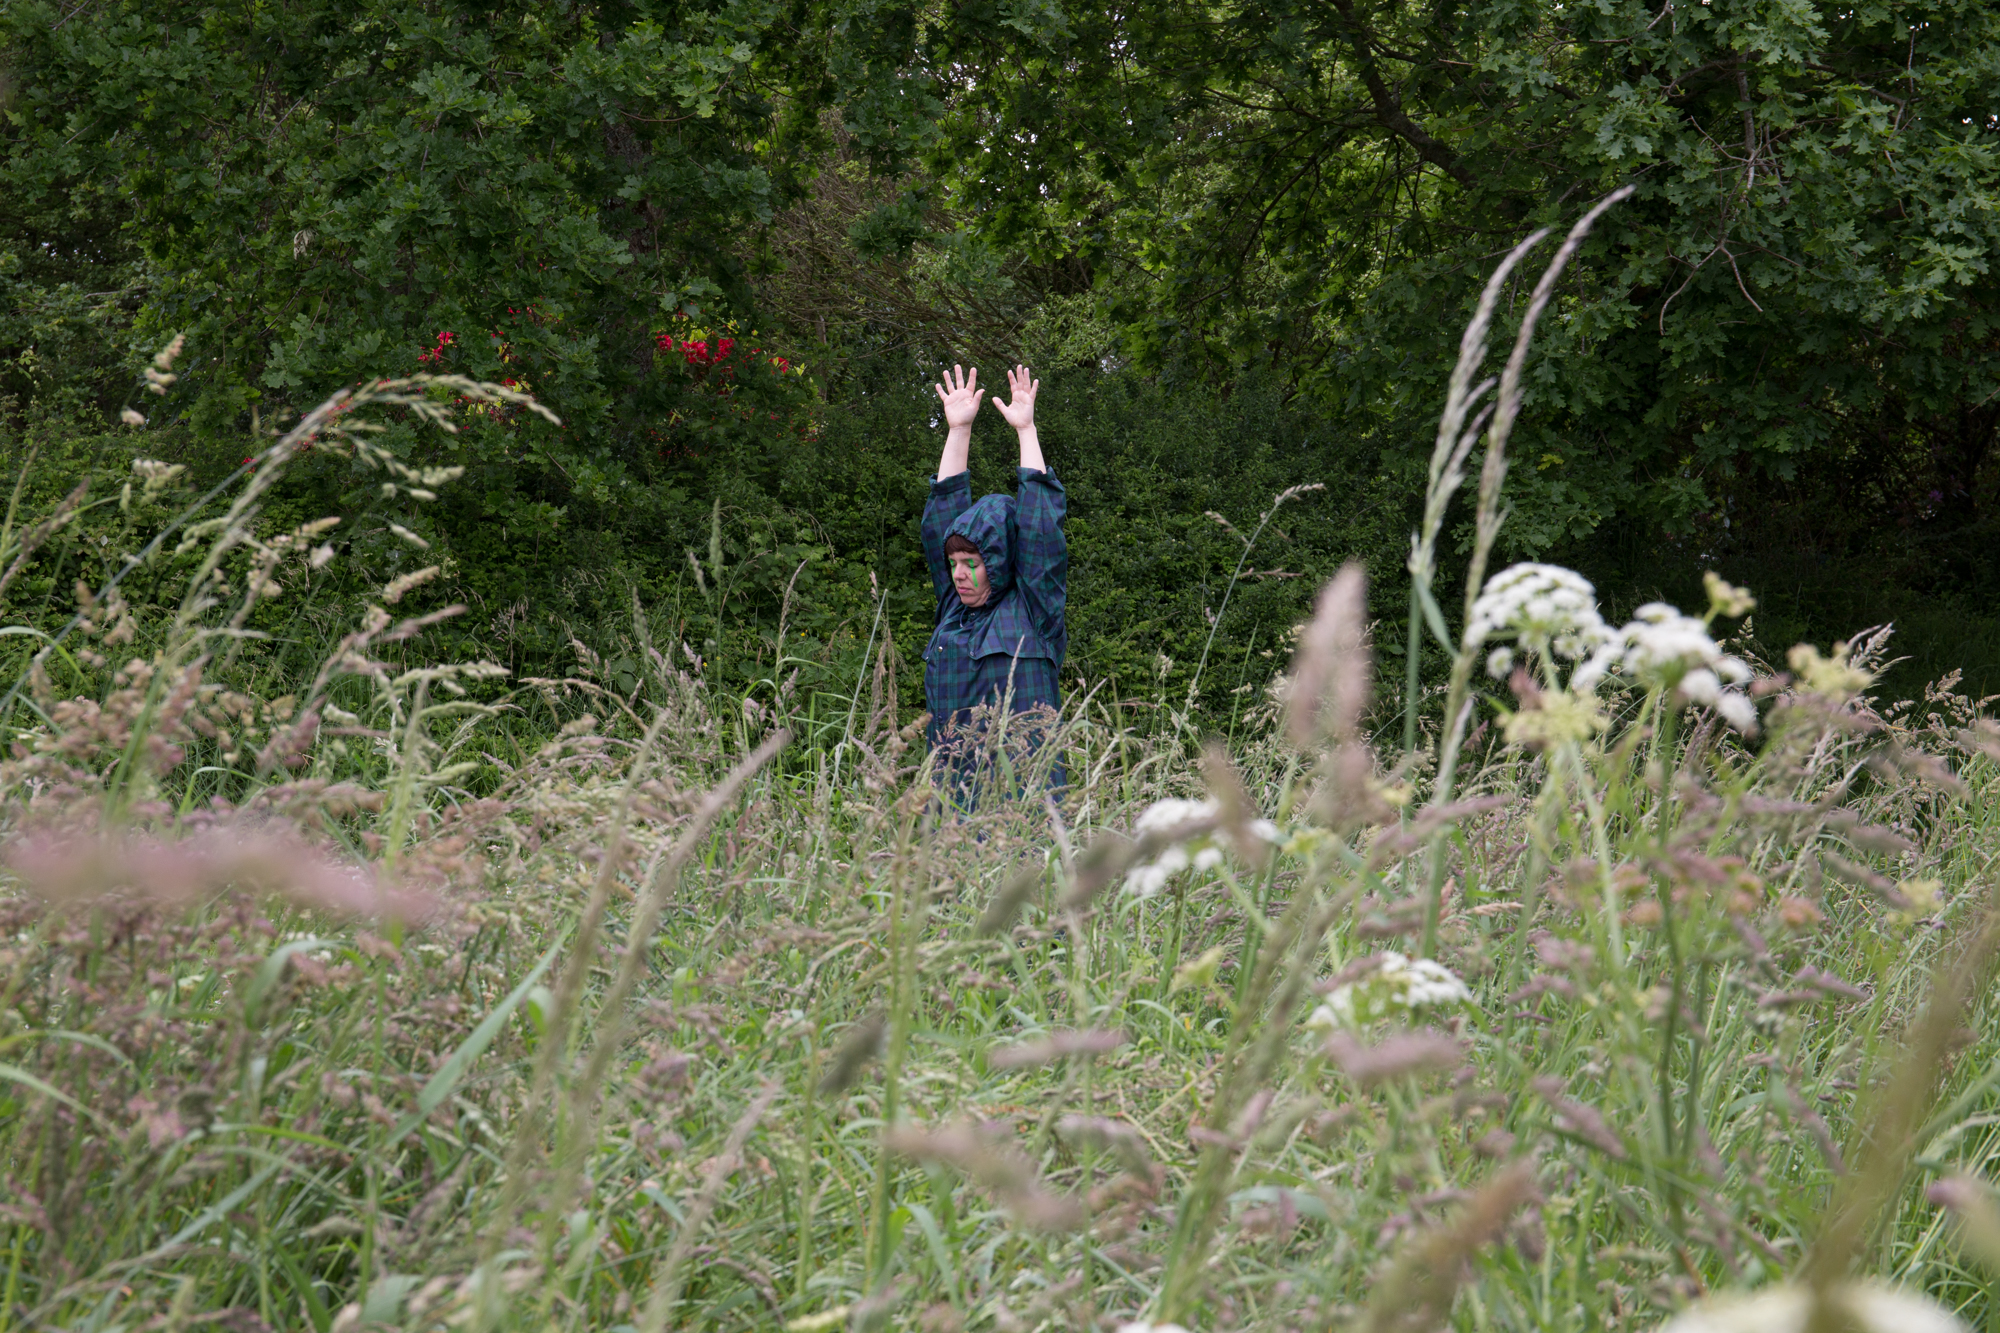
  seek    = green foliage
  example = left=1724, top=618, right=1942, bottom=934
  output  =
left=2, top=355, right=1413, bottom=735
left=13, top=0, right=2000, bottom=712
left=0, top=0, right=930, bottom=606
left=922, top=0, right=2000, bottom=554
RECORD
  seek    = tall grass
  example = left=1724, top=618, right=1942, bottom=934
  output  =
left=5, top=230, right=2000, bottom=1333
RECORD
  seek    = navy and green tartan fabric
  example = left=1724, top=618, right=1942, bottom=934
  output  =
left=920, top=467, right=1068, bottom=769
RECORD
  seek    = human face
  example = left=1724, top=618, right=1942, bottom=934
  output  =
left=948, top=549, right=989, bottom=606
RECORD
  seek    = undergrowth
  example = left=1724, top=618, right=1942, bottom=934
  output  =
left=6, top=214, right=2000, bottom=1333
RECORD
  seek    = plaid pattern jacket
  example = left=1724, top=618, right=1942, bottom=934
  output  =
left=920, top=468, right=1068, bottom=747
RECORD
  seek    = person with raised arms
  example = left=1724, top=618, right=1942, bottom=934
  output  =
left=919, top=364, right=1068, bottom=799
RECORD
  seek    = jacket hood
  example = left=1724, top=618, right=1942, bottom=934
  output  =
left=947, top=492, right=1016, bottom=603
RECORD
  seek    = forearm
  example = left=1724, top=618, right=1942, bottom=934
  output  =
left=1015, top=424, right=1044, bottom=472
left=937, top=424, right=972, bottom=480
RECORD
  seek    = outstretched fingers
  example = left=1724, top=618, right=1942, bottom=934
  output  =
left=992, top=364, right=1039, bottom=420
left=935, top=363, right=978, bottom=402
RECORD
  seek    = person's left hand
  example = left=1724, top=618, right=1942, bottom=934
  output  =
left=992, top=364, right=1038, bottom=431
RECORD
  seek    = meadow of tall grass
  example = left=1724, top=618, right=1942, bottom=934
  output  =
left=6, top=207, right=2000, bottom=1333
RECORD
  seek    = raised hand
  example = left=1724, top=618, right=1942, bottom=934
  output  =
left=934, top=364, right=983, bottom=430
left=992, top=364, right=1039, bottom=431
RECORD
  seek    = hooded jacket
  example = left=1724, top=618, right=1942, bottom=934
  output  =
left=920, top=467, right=1068, bottom=727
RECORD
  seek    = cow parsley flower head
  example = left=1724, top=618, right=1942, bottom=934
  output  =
left=1657, top=1280, right=1964, bottom=1333
left=1124, top=797, right=1280, bottom=898
left=1572, top=601, right=1760, bottom=732
left=1312, top=952, right=1474, bottom=1028
left=1125, top=844, right=1191, bottom=899
left=1617, top=604, right=1753, bottom=688
left=1468, top=564, right=1615, bottom=680
left=1133, top=797, right=1217, bottom=836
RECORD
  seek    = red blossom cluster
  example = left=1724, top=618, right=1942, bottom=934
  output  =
left=655, top=332, right=792, bottom=376
left=647, top=325, right=813, bottom=462
left=417, top=330, right=456, bottom=365
left=659, top=333, right=736, bottom=366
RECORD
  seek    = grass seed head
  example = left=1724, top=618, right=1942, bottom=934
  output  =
left=1287, top=563, right=1368, bottom=748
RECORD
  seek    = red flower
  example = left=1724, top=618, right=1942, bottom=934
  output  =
left=417, top=330, right=456, bottom=365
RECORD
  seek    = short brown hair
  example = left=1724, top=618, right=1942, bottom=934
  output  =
left=943, top=534, right=979, bottom=558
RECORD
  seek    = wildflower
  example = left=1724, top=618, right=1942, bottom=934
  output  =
left=1312, top=952, right=1473, bottom=1027
left=1468, top=563, right=1613, bottom=676
left=1573, top=601, right=1759, bottom=731
left=1500, top=686, right=1607, bottom=750
left=121, top=408, right=146, bottom=427
left=1887, top=877, right=1943, bottom=930
left=1788, top=642, right=1873, bottom=701
left=1125, top=844, right=1190, bottom=898
left=1655, top=1281, right=1964, bottom=1333
left=1703, top=570, right=1756, bottom=618
left=1124, top=797, right=1280, bottom=897
left=1134, top=796, right=1217, bottom=835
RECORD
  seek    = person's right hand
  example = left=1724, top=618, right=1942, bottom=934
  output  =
left=934, top=364, right=982, bottom=431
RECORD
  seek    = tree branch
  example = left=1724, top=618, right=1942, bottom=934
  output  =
left=1325, top=0, right=1479, bottom=190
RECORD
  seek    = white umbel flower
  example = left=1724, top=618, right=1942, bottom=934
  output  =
left=1124, top=797, right=1280, bottom=897
left=1654, top=1281, right=1965, bottom=1333
left=1134, top=797, right=1217, bottom=835
left=1572, top=602, right=1759, bottom=732
left=1315, top=952, right=1473, bottom=1027
left=1468, top=563, right=1614, bottom=677
left=1126, top=845, right=1191, bottom=899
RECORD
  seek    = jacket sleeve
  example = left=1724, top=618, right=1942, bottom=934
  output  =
left=922, top=471, right=974, bottom=613
left=1014, top=467, right=1068, bottom=663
